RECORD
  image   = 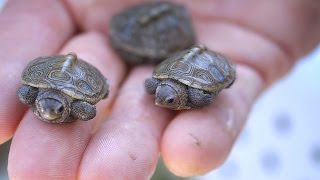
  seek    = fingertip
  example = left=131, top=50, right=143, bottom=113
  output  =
left=78, top=121, right=160, bottom=180
left=161, top=113, right=233, bottom=177
left=66, top=0, right=146, bottom=34
left=7, top=31, right=129, bottom=179
left=0, top=0, right=74, bottom=143
left=161, top=66, right=264, bottom=177
left=8, top=111, right=93, bottom=180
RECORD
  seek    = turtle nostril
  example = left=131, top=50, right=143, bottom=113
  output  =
left=57, top=106, right=64, bottom=113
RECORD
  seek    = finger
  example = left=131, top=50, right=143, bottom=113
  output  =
left=0, top=0, right=75, bottom=144
left=65, top=0, right=145, bottom=34
left=161, top=65, right=263, bottom=176
left=78, top=67, right=175, bottom=180
left=66, top=0, right=319, bottom=84
left=173, top=0, right=320, bottom=58
left=8, top=32, right=127, bottom=180
left=161, top=1, right=310, bottom=176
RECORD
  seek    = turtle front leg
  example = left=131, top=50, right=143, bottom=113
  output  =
left=187, top=87, right=214, bottom=108
left=144, top=77, right=160, bottom=94
left=17, top=85, right=39, bottom=105
left=71, top=101, right=96, bottom=121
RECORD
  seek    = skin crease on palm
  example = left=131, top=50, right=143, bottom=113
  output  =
left=0, top=0, right=319, bottom=179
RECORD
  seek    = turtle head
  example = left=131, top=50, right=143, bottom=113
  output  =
left=38, top=98, right=64, bottom=120
left=155, top=80, right=187, bottom=110
left=36, top=90, right=69, bottom=122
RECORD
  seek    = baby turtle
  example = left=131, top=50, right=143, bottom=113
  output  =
left=17, top=53, right=109, bottom=123
left=145, top=46, right=236, bottom=110
left=109, top=1, right=195, bottom=65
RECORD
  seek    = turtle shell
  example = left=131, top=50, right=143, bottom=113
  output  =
left=153, top=46, right=236, bottom=93
left=22, top=55, right=108, bottom=104
left=109, top=1, right=195, bottom=64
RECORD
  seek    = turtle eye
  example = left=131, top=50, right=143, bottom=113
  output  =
left=166, top=98, right=174, bottom=104
left=203, top=91, right=209, bottom=95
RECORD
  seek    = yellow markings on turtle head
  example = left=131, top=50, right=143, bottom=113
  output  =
left=61, top=52, right=77, bottom=72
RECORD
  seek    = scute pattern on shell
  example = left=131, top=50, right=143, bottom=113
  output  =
left=153, top=48, right=236, bottom=93
left=109, top=1, right=195, bottom=64
left=22, top=55, right=108, bottom=104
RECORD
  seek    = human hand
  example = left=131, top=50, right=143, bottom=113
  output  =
left=0, top=0, right=319, bottom=179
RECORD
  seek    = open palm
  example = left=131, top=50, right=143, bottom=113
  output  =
left=0, top=0, right=319, bottom=179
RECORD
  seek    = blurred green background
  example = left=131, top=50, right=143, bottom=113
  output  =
left=0, top=141, right=9, bottom=180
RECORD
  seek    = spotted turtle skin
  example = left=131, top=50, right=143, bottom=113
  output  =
left=109, top=1, right=195, bottom=65
left=153, top=46, right=236, bottom=94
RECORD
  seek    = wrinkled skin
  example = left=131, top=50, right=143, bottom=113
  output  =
left=0, top=0, right=319, bottom=179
